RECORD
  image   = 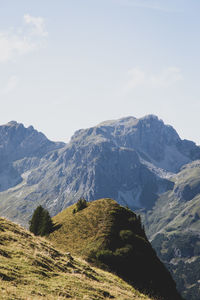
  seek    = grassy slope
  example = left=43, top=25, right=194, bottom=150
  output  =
left=0, top=217, right=152, bottom=300
left=49, top=198, right=121, bottom=257
left=49, top=198, right=182, bottom=300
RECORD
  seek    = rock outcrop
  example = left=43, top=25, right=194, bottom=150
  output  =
left=0, top=115, right=199, bottom=226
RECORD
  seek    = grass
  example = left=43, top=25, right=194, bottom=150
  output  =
left=49, top=198, right=122, bottom=257
left=48, top=198, right=183, bottom=300
left=0, top=216, right=152, bottom=300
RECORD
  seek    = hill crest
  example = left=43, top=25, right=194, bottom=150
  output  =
left=49, top=198, right=183, bottom=300
left=0, top=216, right=153, bottom=300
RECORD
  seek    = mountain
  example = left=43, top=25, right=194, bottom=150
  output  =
left=1, top=115, right=199, bottom=226
left=0, top=116, right=200, bottom=299
left=143, top=160, right=200, bottom=300
left=0, top=217, right=154, bottom=300
left=48, top=198, right=182, bottom=300
left=0, top=120, right=65, bottom=192
left=0, top=121, right=65, bottom=223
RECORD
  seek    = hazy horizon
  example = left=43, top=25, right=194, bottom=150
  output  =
left=1, top=0, right=200, bottom=144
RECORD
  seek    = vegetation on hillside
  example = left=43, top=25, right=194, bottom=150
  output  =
left=49, top=198, right=183, bottom=300
left=0, top=217, right=153, bottom=300
left=72, top=197, right=87, bottom=214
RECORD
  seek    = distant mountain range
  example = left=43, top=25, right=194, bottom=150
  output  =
left=0, top=115, right=200, bottom=299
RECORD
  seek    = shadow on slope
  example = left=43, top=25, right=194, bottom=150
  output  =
left=49, top=198, right=183, bottom=300
left=0, top=217, right=152, bottom=300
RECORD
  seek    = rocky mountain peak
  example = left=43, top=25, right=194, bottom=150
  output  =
left=0, top=121, right=64, bottom=161
left=0, top=121, right=65, bottom=192
left=6, top=120, right=18, bottom=126
left=70, top=115, right=198, bottom=172
left=0, top=115, right=200, bottom=225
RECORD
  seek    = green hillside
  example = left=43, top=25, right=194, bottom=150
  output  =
left=49, top=198, right=183, bottom=300
left=0, top=217, right=153, bottom=300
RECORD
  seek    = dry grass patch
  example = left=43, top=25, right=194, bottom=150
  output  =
left=0, top=217, right=153, bottom=300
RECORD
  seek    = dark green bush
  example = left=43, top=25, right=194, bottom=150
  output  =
left=29, top=205, right=53, bottom=236
left=73, top=198, right=87, bottom=214
left=128, top=216, right=136, bottom=224
left=77, top=198, right=87, bottom=211
left=96, top=249, right=114, bottom=265
left=114, top=244, right=133, bottom=258
left=119, top=229, right=134, bottom=242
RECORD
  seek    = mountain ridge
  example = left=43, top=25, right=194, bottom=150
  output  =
left=0, top=115, right=200, bottom=299
left=0, top=115, right=199, bottom=226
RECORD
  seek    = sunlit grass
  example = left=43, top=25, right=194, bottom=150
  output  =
left=0, top=217, right=153, bottom=299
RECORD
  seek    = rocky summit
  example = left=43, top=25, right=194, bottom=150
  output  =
left=0, top=115, right=199, bottom=226
left=0, top=115, right=200, bottom=299
left=0, top=121, right=64, bottom=192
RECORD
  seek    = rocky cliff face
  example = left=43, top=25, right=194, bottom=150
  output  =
left=143, top=160, right=200, bottom=300
left=1, top=116, right=200, bottom=299
left=71, top=115, right=200, bottom=172
left=0, top=121, right=65, bottom=192
left=0, top=115, right=199, bottom=227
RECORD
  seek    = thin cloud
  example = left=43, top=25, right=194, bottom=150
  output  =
left=150, top=67, right=183, bottom=88
left=125, top=67, right=183, bottom=90
left=0, top=32, right=36, bottom=63
left=24, top=14, right=48, bottom=37
left=0, top=14, right=48, bottom=63
left=1, top=75, right=19, bottom=95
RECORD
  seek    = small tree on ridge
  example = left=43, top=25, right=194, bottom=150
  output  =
left=29, top=205, right=53, bottom=236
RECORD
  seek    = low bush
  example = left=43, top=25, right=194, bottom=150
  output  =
left=96, top=249, right=114, bottom=265
left=114, top=244, right=133, bottom=258
left=73, top=198, right=87, bottom=214
left=119, top=230, right=134, bottom=242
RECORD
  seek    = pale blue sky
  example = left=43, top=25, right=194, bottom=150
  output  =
left=1, top=0, right=200, bottom=143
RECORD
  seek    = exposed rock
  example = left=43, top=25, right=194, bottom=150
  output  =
left=0, top=121, right=65, bottom=192
left=1, top=116, right=200, bottom=226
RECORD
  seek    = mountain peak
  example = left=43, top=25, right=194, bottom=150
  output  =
left=97, top=116, right=138, bottom=127
left=140, top=114, right=159, bottom=120
left=6, top=120, right=19, bottom=126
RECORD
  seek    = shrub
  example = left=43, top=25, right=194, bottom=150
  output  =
left=29, top=205, right=53, bottom=236
left=40, top=209, right=54, bottom=236
left=119, top=230, right=134, bottom=242
left=29, top=205, right=43, bottom=236
left=96, top=249, right=114, bottom=265
left=73, top=198, right=87, bottom=214
left=128, top=216, right=136, bottom=224
left=76, top=198, right=87, bottom=211
left=114, top=244, right=133, bottom=258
